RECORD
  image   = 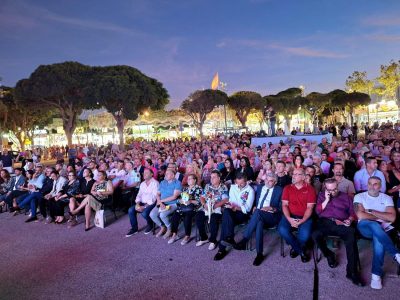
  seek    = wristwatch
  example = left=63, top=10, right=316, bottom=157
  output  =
left=367, top=209, right=373, bottom=213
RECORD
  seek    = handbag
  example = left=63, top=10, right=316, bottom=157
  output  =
left=94, top=209, right=105, bottom=228
left=177, top=203, right=196, bottom=213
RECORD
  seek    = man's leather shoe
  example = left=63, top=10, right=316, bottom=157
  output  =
left=346, top=273, right=365, bottom=287
left=300, top=252, right=310, bottom=263
left=290, top=248, right=299, bottom=258
left=327, top=254, right=338, bottom=268
left=233, top=239, right=247, bottom=251
left=253, top=254, right=264, bottom=266
left=214, top=250, right=227, bottom=261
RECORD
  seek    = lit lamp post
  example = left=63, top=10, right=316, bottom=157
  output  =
left=219, top=82, right=228, bottom=133
left=299, top=85, right=306, bottom=132
left=144, top=111, right=150, bottom=140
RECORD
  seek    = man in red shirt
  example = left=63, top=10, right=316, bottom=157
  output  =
left=278, top=167, right=316, bottom=262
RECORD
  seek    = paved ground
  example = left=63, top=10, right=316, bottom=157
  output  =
left=0, top=211, right=399, bottom=300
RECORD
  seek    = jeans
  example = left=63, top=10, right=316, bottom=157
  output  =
left=195, top=211, right=221, bottom=243
left=128, top=203, right=156, bottom=231
left=5, top=190, right=27, bottom=207
left=219, top=208, right=249, bottom=250
left=278, top=215, right=313, bottom=255
left=150, top=204, right=177, bottom=229
left=313, top=218, right=359, bottom=274
left=243, top=209, right=281, bottom=254
left=270, top=120, right=276, bottom=136
left=170, top=210, right=196, bottom=236
left=357, top=220, right=399, bottom=276
left=17, top=192, right=44, bottom=217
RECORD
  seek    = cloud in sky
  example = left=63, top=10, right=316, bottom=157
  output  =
left=366, top=34, right=400, bottom=42
left=1, top=0, right=143, bottom=36
left=216, top=38, right=348, bottom=59
left=362, top=15, right=400, bottom=27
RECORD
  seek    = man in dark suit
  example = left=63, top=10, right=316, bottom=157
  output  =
left=3, top=168, right=27, bottom=211
left=232, top=172, right=283, bottom=266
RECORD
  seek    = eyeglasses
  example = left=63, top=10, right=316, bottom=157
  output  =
left=325, top=188, right=337, bottom=192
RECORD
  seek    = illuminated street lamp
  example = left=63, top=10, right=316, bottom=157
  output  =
left=143, top=111, right=150, bottom=139
left=299, top=85, right=305, bottom=97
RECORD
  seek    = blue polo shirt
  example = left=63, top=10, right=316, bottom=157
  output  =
left=159, top=178, right=182, bottom=205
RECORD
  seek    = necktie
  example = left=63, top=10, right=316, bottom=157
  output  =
left=258, top=188, right=270, bottom=209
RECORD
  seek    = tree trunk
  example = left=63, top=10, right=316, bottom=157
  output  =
left=312, top=113, right=318, bottom=133
left=113, top=114, right=127, bottom=149
left=284, top=116, right=291, bottom=135
left=64, top=127, right=74, bottom=147
left=236, top=112, right=247, bottom=128
left=62, top=110, right=77, bottom=147
left=349, top=107, right=354, bottom=125
left=16, top=132, right=25, bottom=151
left=198, top=122, right=204, bottom=139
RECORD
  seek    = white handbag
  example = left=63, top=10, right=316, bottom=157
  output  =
left=94, top=209, right=105, bottom=228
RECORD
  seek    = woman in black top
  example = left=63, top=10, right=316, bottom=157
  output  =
left=68, top=168, right=95, bottom=226
left=220, top=158, right=236, bottom=187
left=50, top=171, right=80, bottom=223
left=236, top=156, right=254, bottom=181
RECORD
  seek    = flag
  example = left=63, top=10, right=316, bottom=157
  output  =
left=211, top=72, right=219, bottom=90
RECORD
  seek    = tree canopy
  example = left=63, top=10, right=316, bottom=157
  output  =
left=0, top=86, right=53, bottom=150
left=14, top=61, right=94, bottom=146
left=227, top=91, right=264, bottom=127
left=329, top=89, right=371, bottom=124
left=181, top=89, right=228, bottom=138
left=303, top=92, right=331, bottom=131
left=345, top=71, right=374, bottom=94
left=89, top=65, right=169, bottom=147
left=264, top=88, right=307, bottom=132
left=375, top=60, right=400, bottom=100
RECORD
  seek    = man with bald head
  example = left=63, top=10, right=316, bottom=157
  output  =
left=278, top=167, right=316, bottom=263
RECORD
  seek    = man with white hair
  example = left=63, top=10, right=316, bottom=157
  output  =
left=232, top=172, right=283, bottom=266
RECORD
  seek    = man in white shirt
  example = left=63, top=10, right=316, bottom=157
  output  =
left=108, top=160, right=127, bottom=188
left=214, top=172, right=255, bottom=261
left=354, top=176, right=400, bottom=290
left=120, top=161, right=141, bottom=210
left=43, top=170, right=67, bottom=223
left=354, top=157, right=386, bottom=193
left=126, top=168, right=159, bottom=237
left=87, top=161, right=99, bottom=181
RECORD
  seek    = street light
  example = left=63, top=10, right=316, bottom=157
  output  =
left=219, top=81, right=228, bottom=133
left=299, top=85, right=305, bottom=97
left=143, top=111, right=150, bottom=139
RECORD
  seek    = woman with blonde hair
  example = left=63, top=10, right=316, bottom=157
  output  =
left=256, top=159, right=275, bottom=184
left=182, top=162, right=201, bottom=186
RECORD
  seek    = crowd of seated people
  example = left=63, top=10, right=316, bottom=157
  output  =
left=1, top=124, right=400, bottom=290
